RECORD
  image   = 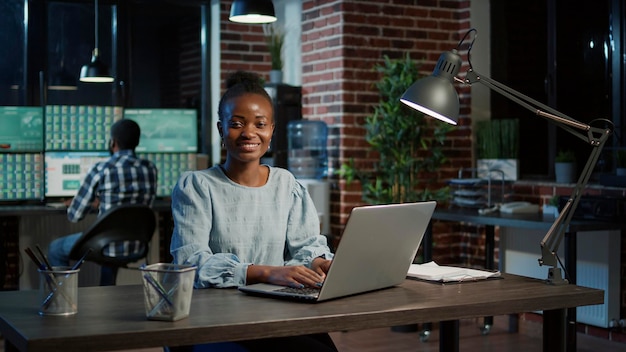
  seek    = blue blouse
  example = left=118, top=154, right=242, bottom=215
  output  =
left=170, top=166, right=334, bottom=288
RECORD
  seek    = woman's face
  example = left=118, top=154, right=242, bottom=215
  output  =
left=219, top=93, right=274, bottom=164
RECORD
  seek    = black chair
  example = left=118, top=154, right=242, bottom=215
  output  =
left=69, top=204, right=157, bottom=286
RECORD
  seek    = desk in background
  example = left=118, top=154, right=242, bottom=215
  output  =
left=0, top=274, right=603, bottom=352
left=0, top=200, right=173, bottom=289
left=426, top=207, right=624, bottom=352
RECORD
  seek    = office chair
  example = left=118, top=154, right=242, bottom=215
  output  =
left=69, top=204, right=157, bottom=286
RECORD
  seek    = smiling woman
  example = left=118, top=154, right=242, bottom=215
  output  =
left=168, top=70, right=337, bottom=351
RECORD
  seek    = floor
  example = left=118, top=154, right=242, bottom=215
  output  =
left=37, top=315, right=623, bottom=352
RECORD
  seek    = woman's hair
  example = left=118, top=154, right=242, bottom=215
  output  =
left=217, top=71, right=273, bottom=121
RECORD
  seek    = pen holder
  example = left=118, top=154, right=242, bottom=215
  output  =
left=139, top=263, right=196, bottom=321
left=37, top=266, right=80, bottom=316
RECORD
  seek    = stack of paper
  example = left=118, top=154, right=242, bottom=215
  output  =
left=407, top=261, right=501, bottom=282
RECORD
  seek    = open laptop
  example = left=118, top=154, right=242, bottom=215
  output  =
left=238, top=201, right=437, bottom=302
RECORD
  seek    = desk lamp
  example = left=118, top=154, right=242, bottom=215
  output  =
left=400, top=28, right=613, bottom=285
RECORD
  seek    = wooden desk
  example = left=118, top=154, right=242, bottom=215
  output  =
left=426, top=207, right=624, bottom=351
left=0, top=274, right=603, bottom=352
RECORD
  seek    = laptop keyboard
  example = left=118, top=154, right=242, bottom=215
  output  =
left=276, top=286, right=321, bottom=295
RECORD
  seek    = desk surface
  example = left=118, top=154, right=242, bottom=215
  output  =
left=433, top=207, right=624, bottom=232
left=0, top=274, right=602, bottom=352
left=0, top=199, right=172, bottom=216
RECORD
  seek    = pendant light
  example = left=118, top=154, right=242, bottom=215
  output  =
left=79, top=0, right=114, bottom=83
left=229, top=0, right=277, bottom=24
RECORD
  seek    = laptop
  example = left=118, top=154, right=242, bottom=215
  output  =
left=238, top=201, right=437, bottom=302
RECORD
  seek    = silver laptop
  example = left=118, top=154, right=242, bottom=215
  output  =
left=238, top=201, right=437, bottom=302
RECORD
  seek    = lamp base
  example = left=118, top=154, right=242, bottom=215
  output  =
left=546, top=267, right=569, bottom=285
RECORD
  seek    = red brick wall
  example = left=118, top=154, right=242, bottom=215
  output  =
left=219, top=1, right=275, bottom=88
left=300, top=0, right=474, bottom=264
left=219, top=0, right=479, bottom=266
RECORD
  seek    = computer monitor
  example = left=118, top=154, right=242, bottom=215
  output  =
left=123, top=109, right=198, bottom=153
left=139, top=152, right=197, bottom=198
left=0, top=153, right=43, bottom=201
left=44, top=151, right=110, bottom=198
left=0, top=106, right=44, bottom=152
left=45, top=105, right=123, bottom=151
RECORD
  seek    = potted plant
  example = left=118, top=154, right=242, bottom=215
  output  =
left=336, top=53, right=453, bottom=205
left=554, top=150, right=576, bottom=183
left=336, top=54, right=452, bottom=333
left=263, top=23, right=284, bottom=83
left=475, top=119, right=519, bottom=181
left=543, top=195, right=560, bottom=218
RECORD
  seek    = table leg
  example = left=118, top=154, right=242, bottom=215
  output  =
left=482, top=225, right=495, bottom=333
left=439, top=320, right=460, bottom=352
left=564, top=231, right=577, bottom=352
left=543, top=308, right=567, bottom=352
left=417, top=221, right=433, bottom=340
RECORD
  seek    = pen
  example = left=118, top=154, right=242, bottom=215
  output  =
left=143, top=274, right=174, bottom=307
left=24, top=247, right=46, bottom=271
left=71, top=248, right=93, bottom=270
left=35, top=244, right=53, bottom=270
left=26, top=247, right=77, bottom=310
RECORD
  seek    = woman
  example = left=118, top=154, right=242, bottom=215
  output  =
left=169, top=71, right=337, bottom=352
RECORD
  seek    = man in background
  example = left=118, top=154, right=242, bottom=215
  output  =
left=48, top=119, right=158, bottom=283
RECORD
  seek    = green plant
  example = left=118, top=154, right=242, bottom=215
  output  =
left=336, top=54, right=454, bottom=204
left=475, top=119, right=519, bottom=159
left=555, top=150, right=576, bottom=162
left=263, top=23, right=284, bottom=70
left=548, top=195, right=560, bottom=207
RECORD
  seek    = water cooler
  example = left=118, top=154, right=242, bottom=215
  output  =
left=287, top=120, right=330, bottom=235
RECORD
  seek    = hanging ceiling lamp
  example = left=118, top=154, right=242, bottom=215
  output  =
left=229, top=0, right=277, bottom=24
left=79, top=0, right=114, bottom=83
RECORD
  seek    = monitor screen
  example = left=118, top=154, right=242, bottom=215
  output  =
left=139, top=152, right=197, bottom=197
left=44, top=151, right=110, bottom=198
left=123, top=109, right=198, bottom=153
left=0, top=106, right=44, bottom=152
left=45, top=105, right=123, bottom=151
left=0, top=153, right=43, bottom=201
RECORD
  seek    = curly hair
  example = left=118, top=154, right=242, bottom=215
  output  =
left=217, top=71, right=273, bottom=122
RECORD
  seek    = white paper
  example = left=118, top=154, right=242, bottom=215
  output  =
left=407, top=261, right=501, bottom=282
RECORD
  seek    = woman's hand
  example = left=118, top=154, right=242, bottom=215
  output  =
left=311, top=257, right=332, bottom=275
left=247, top=265, right=325, bottom=288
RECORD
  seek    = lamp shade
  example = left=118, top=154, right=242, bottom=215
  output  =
left=229, top=0, right=276, bottom=24
left=79, top=53, right=114, bottom=83
left=400, top=50, right=463, bottom=125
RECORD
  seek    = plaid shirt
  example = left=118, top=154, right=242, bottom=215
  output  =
left=67, top=149, right=158, bottom=258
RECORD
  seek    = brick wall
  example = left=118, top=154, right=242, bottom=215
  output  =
left=219, top=0, right=482, bottom=266
left=220, top=2, right=275, bottom=88
left=299, top=0, right=475, bottom=265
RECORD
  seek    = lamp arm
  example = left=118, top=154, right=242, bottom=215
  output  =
left=464, top=69, right=612, bottom=284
